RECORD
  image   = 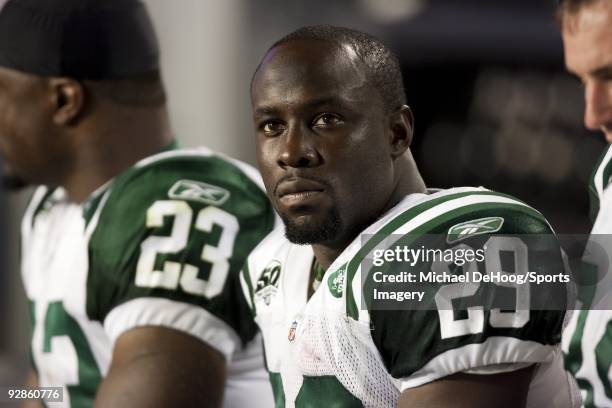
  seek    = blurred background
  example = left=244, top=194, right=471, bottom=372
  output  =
left=0, top=0, right=604, bottom=390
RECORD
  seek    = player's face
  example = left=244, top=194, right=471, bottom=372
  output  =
left=252, top=39, right=398, bottom=246
left=0, top=67, right=64, bottom=189
left=563, top=1, right=612, bottom=143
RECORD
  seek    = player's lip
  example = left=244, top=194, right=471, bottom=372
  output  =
left=276, top=179, right=326, bottom=205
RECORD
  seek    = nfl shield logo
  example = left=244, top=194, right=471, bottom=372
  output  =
left=288, top=321, right=298, bottom=342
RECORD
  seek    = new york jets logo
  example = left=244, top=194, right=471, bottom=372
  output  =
left=327, top=264, right=347, bottom=298
left=447, top=217, right=504, bottom=244
left=168, top=180, right=230, bottom=206
left=255, top=260, right=281, bottom=306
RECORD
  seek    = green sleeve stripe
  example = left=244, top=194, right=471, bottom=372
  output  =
left=345, top=198, right=547, bottom=320
left=241, top=263, right=256, bottom=315
left=269, top=372, right=286, bottom=408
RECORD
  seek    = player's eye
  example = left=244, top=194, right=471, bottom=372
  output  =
left=261, top=120, right=286, bottom=137
left=312, top=113, right=344, bottom=129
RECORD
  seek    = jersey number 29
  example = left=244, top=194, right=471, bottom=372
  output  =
left=435, top=237, right=530, bottom=339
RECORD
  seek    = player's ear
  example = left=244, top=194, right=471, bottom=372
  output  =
left=389, top=104, right=414, bottom=158
left=49, top=77, right=85, bottom=126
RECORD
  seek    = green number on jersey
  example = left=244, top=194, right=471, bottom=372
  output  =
left=31, top=301, right=101, bottom=408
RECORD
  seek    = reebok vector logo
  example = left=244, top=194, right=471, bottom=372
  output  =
left=447, top=217, right=504, bottom=244
left=168, top=180, right=230, bottom=206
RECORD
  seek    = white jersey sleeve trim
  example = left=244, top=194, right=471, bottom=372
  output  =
left=398, top=337, right=558, bottom=391
left=103, top=297, right=241, bottom=362
left=463, top=362, right=533, bottom=375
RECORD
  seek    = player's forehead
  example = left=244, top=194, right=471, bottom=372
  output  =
left=251, top=39, right=373, bottom=112
left=562, top=1, right=612, bottom=75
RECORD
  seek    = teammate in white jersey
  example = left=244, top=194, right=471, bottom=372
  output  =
left=243, top=25, right=579, bottom=407
left=0, top=0, right=275, bottom=407
left=559, top=1, right=612, bottom=406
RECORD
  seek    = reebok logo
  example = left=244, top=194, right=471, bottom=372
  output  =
left=168, top=180, right=230, bottom=206
left=447, top=217, right=504, bottom=244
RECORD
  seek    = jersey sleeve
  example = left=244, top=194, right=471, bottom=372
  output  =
left=365, top=198, right=569, bottom=390
left=85, top=153, right=275, bottom=360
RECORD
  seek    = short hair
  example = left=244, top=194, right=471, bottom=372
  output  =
left=255, top=25, right=407, bottom=113
left=83, top=70, right=166, bottom=108
left=556, top=0, right=601, bottom=26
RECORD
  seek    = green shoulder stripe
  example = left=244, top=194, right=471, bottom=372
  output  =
left=241, top=262, right=256, bottom=315
left=345, top=191, right=545, bottom=319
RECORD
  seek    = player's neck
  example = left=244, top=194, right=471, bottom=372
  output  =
left=62, top=107, right=174, bottom=203
left=311, top=245, right=342, bottom=271
left=312, top=156, right=427, bottom=271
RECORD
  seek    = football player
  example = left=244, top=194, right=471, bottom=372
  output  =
left=558, top=1, right=612, bottom=406
left=242, top=25, right=579, bottom=407
left=0, top=0, right=275, bottom=407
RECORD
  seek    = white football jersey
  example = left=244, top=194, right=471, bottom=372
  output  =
left=562, top=145, right=612, bottom=408
left=22, top=146, right=276, bottom=407
left=242, top=187, right=579, bottom=407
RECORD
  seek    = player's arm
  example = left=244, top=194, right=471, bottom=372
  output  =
left=94, top=326, right=225, bottom=408
left=397, top=366, right=534, bottom=408
left=20, top=370, right=44, bottom=408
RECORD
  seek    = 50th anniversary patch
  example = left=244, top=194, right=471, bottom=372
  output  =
left=255, top=260, right=281, bottom=306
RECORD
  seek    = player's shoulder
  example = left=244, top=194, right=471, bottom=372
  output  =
left=110, top=146, right=267, bottom=207
left=241, top=227, right=313, bottom=314
left=248, top=226, right=289, bottom=257
left=355, top=188, right=567, bottom=389
left=89, top=146, right=273, bottom=232
left=330, top=187, right=555, bottom=311
left=376, top=187, right=552, bottom=237
left=244, top=227, right=298, bottom=279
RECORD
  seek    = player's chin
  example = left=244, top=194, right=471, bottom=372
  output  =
left=281, top=211, right=341, bottom=245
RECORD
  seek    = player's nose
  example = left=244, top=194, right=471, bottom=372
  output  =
left=277, top=124, right=319, bottom=169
